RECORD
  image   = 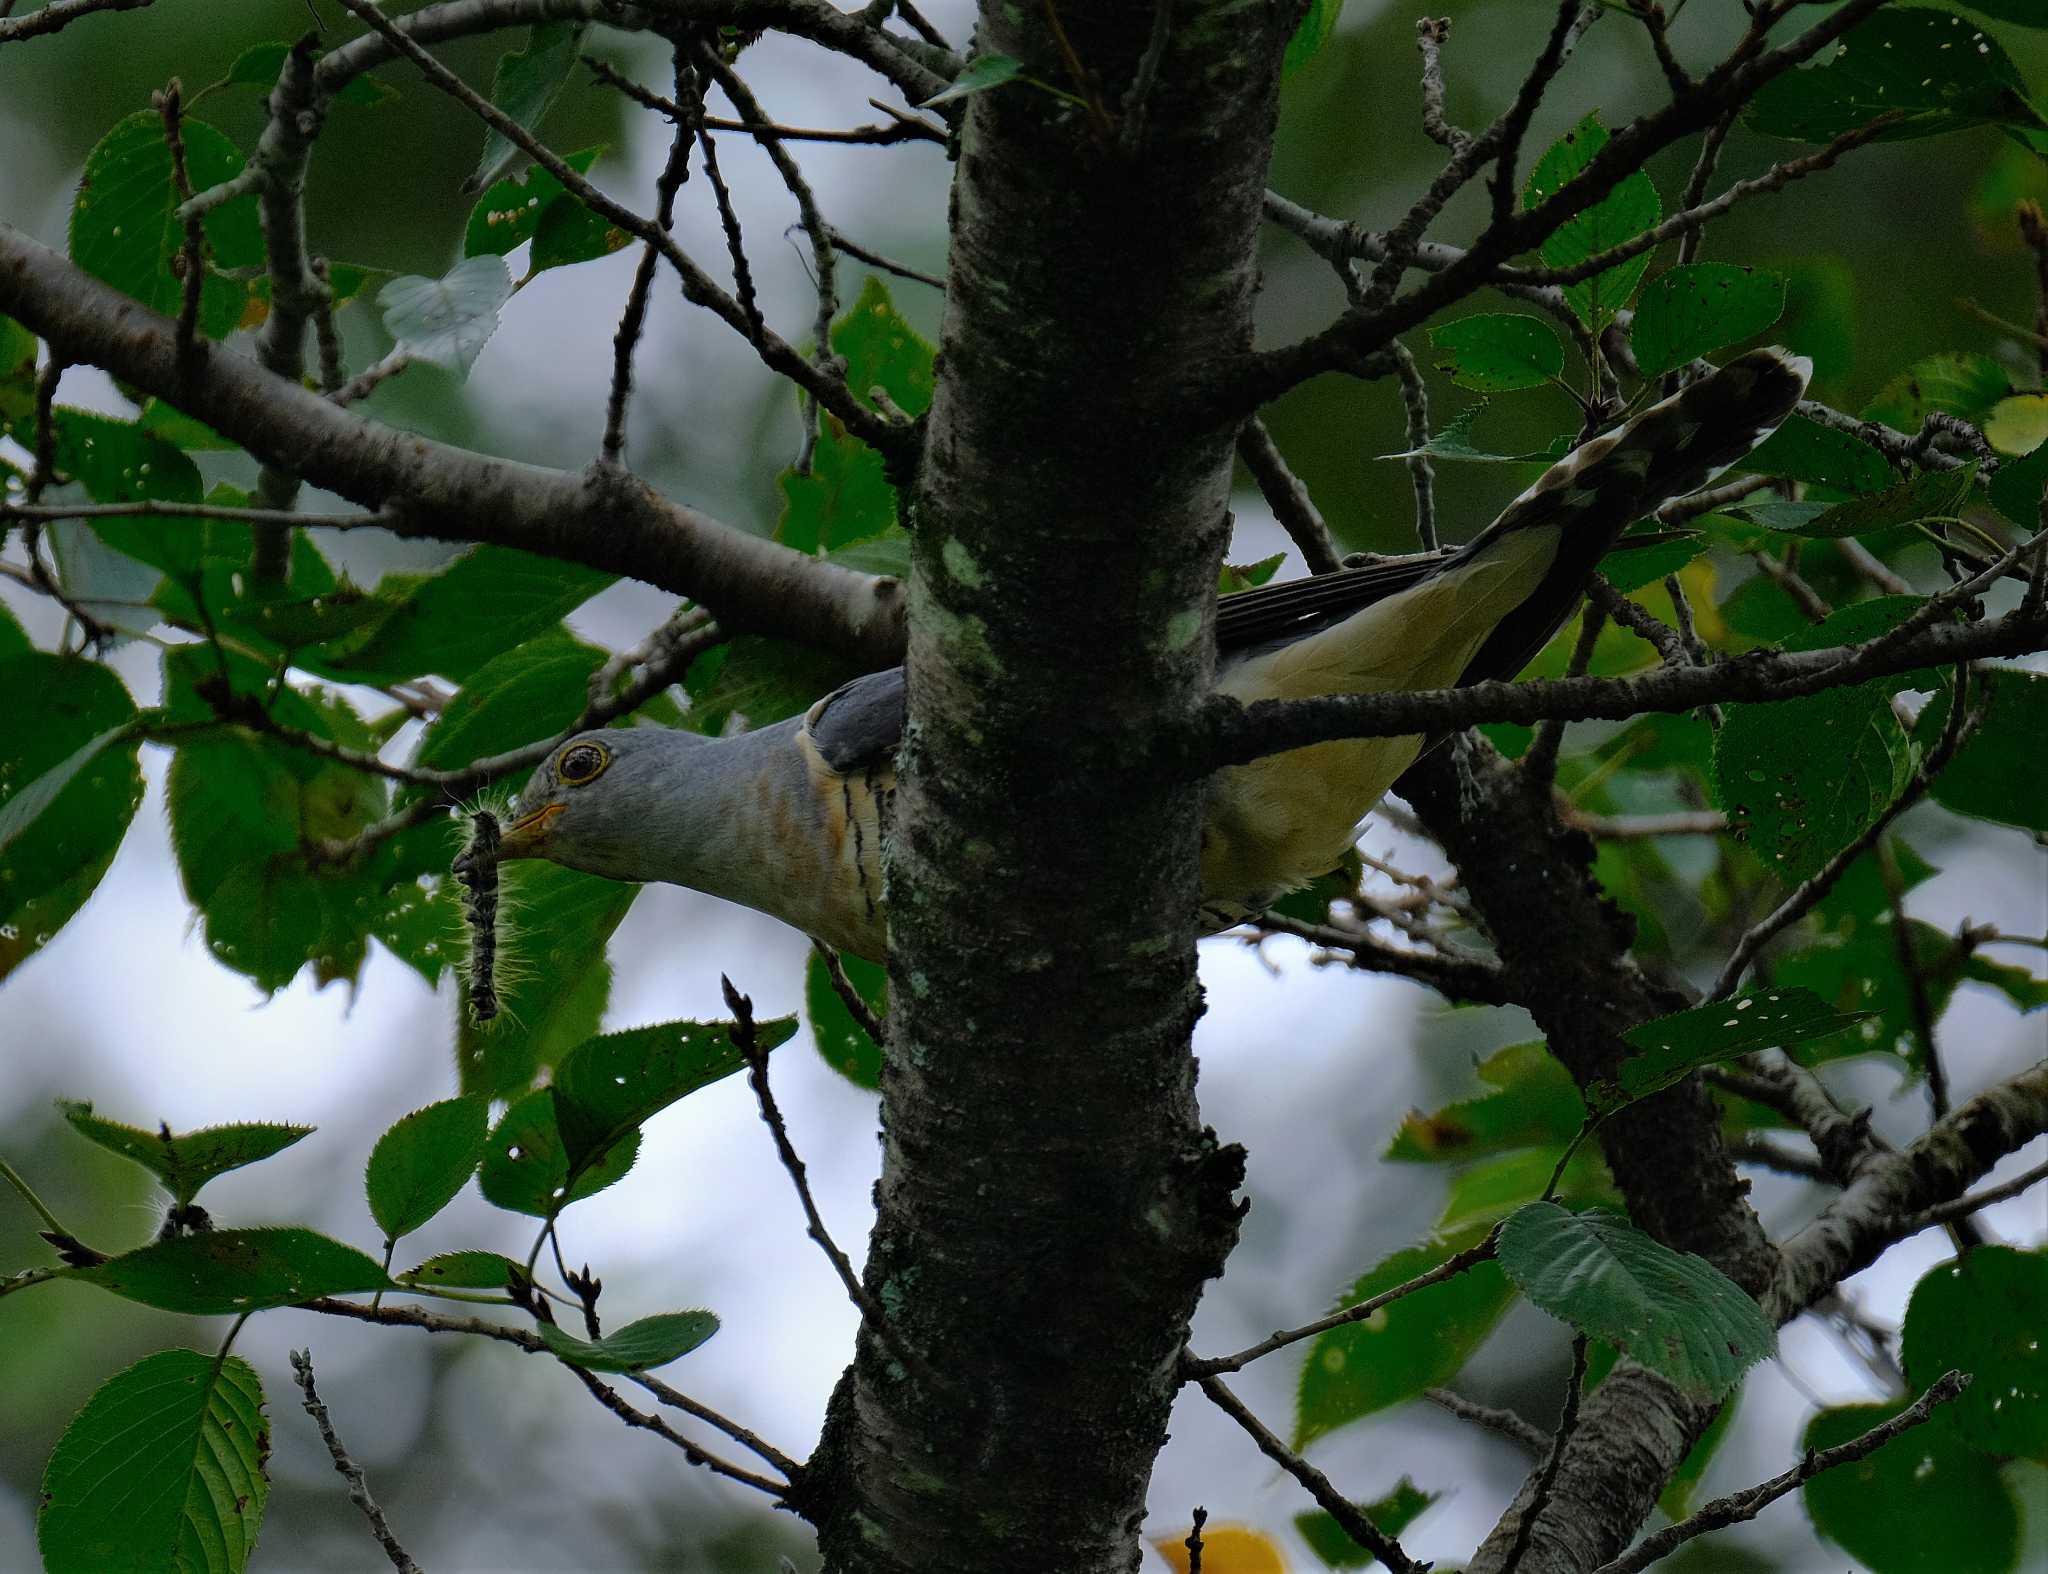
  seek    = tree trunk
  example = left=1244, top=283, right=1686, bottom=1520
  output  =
left=808, top=5, right=1298, bottom=1569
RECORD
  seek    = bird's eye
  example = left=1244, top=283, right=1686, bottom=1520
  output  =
left=557, top=742, right=611, bottom=786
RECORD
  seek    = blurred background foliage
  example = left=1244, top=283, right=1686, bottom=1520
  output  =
left=1, top=2, right=2045, bottom=1571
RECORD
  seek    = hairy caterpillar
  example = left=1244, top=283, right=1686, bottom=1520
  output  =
left=457, top=810, right=501, bottom=1023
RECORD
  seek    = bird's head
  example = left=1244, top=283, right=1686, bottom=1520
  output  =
left=468, top=727, right=704, bottom=884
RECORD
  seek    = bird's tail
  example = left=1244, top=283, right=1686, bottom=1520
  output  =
left=1451, top=346, right=1812, bottom=685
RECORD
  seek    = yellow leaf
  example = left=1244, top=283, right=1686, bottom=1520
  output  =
left=1151, top=1523, right=1289, bottom=1574
left=1984, top=393, right=2048, bottom=457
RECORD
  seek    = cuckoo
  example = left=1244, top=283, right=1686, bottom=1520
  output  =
left=472, top=348, right=1810, bottom=961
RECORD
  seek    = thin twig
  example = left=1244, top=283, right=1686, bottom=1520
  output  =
left=1183, top=1231, right=1499, bottom=1378
left=1725, top=1136, right=1832, bottom=1182
left=1424, top=1388, right=1551, bottom=1453
left=1524, top=600, right=1605, bottom=784
left=1183, top=1506, right=1207, bottom=1574
left=603, top=50, right=695, bottom=466
left=1586, top=576, right=1689, bottom=667
left=0, top=0, right=148, bottom=43
left=821, top=224, right=944, bottom=289
left=290, top=1350, right=422, bottom=1574
left=1900, top=1158, right=2048, bottom=1237
left=1235, top=418, right=1343, bottom=575
left=558, top=1361, right=790, bottom=1497
left=811, top=941, right=887, bottom=1043
left=1387, top=339, right=1438, bottom=551
left=1500, top=1334, right=1589, bottom=1574
left=1880, top=837, right=1949, bottom=1120
left=155, top=82, right=206, bottom=360
left=1586, top=1371, right=1970, bottom=1574
left=1415, top=19, right=1468, bottom=153
left=1750, top=547, right=1831, bottom=623
left=1244, top=911, right=1512, bottom=1004
left=1, top=498, right=385, bottom=528
left=1561, top=808, right=1726, bottom=840
left=1709, top=674, right=1983, bottom=1000
left=1197, top=1375, right=1424, bottom=1574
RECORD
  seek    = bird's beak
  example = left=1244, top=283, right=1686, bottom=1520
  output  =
left=483, top=802, right=564, bottom=865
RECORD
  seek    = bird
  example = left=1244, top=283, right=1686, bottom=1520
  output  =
left=475, top=348, right=1810, bottom=962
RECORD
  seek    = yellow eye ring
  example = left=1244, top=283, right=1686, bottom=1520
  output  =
left=557, top=741, right=611, bottom=787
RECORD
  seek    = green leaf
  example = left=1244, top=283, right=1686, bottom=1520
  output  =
left=1775, top=918, right=1969, bottom=1069
left=365, top=1096, right=489, bottom=1242
left=1747, top=7, right=2045, bottom=144
left=1814, top=838, right=1938, bottom=932
left=1916, top=666, right=2048, bottom=833
left=1295, top=1231, right=1515, bottom=1446
left=1987, top=430, right=2048, bottom=526
left=553, top=1015, right=795, bottom=1174
left=465, top=147, right=604, bottom=257
left=69, top=111, right=264, bottom=341
left=0, top=311, right=39, bottom=426
left=529, top=191, right=633, bottom=278
left=1218, top=553, right=1287, bottom=596
left=1293, top=1478, right=1440, bottom=1569
left=37, top=1350, right=267, bottom=1574
left=478, top=1086, right=641, bottom=1217
left=76, top=1227, right=392, bottom=1314
left=807, top=948, right=887, bottom=1089
left=682, top=634, right=859, bottom=734
left=1265, top=848, right=1362, bottom=927
left=0, top=655, right=143, bottom=942
left=466, top=23, right=590, bottom=194
left=1961, top=950, right=2048, bottom=1012
left=1713, top=598, right=1929, bottom=883
left=225, top=41, right=396, bottom=108
left=1598, top=531, right=1708, bottom=593
left=401, top=627, right=608, bottom=805
left=1496, top=1202, right=1774, bottom=1397
left=398, top=1250, right=523, bottom=1290
left=377, top=256, right=513, bottom=378
left=1661, top=1385, right=1739, bottom=1521
left=777, top=276, right=936, bottom=555
left=1377, top=402, right=1562, bottom=464
left=1802, top=1399, right=2021, bottom=1574
left=1903, top=1248, right=2048, bottom=1460
left=59, top=1101, right=313, bottom=1209
left=1437, top=1146, right=1617, bottom=1237
left=1862, top=351, right=2012, bottom=432
left=1799, top=463, right=1978, bottom=538
left=1523, top=114, right=1663, bottom=329
left=1427, top=313, right=1566, bottom=392
left=1960, top=0, right=2048, bottom=23
left=919, top=53, right=1024, bottom=108
left=1629, top=265, right=1786, bottom=379
left=1385, top=1041, right=1584, bottom=1163
left=1583, top=989, right=1871, bottom=1118
left=455, top=861, right=635, bottom=1098
left=539, top=1310, right=720, bottom=1372
left=1737, top=415, right=1892, bottom=493
left=312, top=544, right=612, bottom=685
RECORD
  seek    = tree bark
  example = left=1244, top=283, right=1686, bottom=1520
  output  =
left=806, top=5, right=1297, bottom=1569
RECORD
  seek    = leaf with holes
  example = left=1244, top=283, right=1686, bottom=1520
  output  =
left=398, top=1251, right=523, bottom=1290
left=37, top=1350, right=267, bottom=1574
left=1629, top=264, right=1785, bottom=379
left=807, top=948, right=887, bottom=1090
left=1386, top=1041, right=1584, bottom=1163
left=59, top=1101, right=312, bottom=1209
left=478, top=1087, right=641, bottom=1218
left=365, top=1096, right=489, bottom=1242
left=465, top=147, right=604, bottom=257
left=1862, top=351, right=2011, bottom=432
left=1902, top=1247, right=2048, bottom=1460
left=1915, top=666, right=2048, bottom=833
left=1802, top=1398, right=2021, bottom=1574
left=1799, top=463, right=1977, bottom=539
left=1524, top=114, right=1662, bottom=329
left=1736, top=415, right=1891, bottom=493
left=1584, top=989, right=1868, bottom=1119
left=1497, top=1202, right=1774, bottom=1396
left=539, top=1310, right=720, bottom=1373
left=75, top=1227, right=392, bottom=1314
left=1428, top=313, right=1566, bottom=392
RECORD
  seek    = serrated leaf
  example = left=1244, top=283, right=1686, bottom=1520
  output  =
left=1800, top=463, right=1977, bottom=538
left=309, top=544, right=613, bottom=686
left=399, top=627, right=607, bottom=807
left=478, top=1086, right=641, bottom=1217
left=553, top=1015, right=796, bottom=1174
left=1496, top=1202, right=1774, bottom=1396
left=1294, top=1478, right=1440, bottom=1570
left=1902, top=1247, right=2048, bottom=1460
left=455, top=861, right=635, bottom=1098
left=1802, top=1398, right=2021, bottom=1574
left=365, top=1096, right=489, bottom=1242
left=0, top=655, right=142, bottom=943
left=1428, top=313, right=1566, bottom=392
left=1296, top=1230, right=1515, bottom=1446
left=225, top=40, right=395, bottom=108
left=1599, top=531, right=1708, bottom=593
left=1737, top=415, right=1892, bottom=493
left=1862, top=351, right=2011, bottom=432
left=1377, top=401, right=1561, bottom=464
left=1218, top=552, right=1287, bottom=596
left=59, top=1102, right=313, bottom=1209
left=1584, top=989, right=1867, bottom=1118
left=1386, top=1041, right=1583, bottom=1163
left=539, top=1310, right=720, bottom=1372
left=807, top=948, right=886, bottom=1089
left=464, top=147, right=604, bottom=257
left=1713, top=598, right=1929, bottom=882
left=467, top=23, right=590, bottom=194
left=1524, top=114, right=1663, bottom=329
left=398, top=1250, right=522, bottom=1290
left=75, top=1227, right=392, bottom=1314
left=1747, top=7, right=2044, bottom=144
left=69, top=111, right=264, bottom=340
left=919, top=53, right=1024, bottom=108
left=1914, top=666, right=2048, bottom=833
left=37, top=1350, right=267, bottom=1574
left=1629, top=265, right=1786, bottom=379
left=377, top=256, right=512, bottom=377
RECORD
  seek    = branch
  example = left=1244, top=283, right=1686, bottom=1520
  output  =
left=289, top=1350, right=422, bottom=1574
left=810, top=941, right=887, bottom=1042
left=0, top=224, right=907, bottom=667
left=1425, top=1388, right=1553, bottom=1453
left=1197, top=1375, right=1424, bottom=1574
left=0, top=0, right=146, bottom=43
left=1586, top=1371, right=1971, bottom=1574
left=1246, top=910, right=1513, bottom=1005
left=1899, top=1157, right=2048, bottom=1238
left=1500, top=1336, right=1589, bottom=1574
left=1235, top=417, right=1343, bottom=574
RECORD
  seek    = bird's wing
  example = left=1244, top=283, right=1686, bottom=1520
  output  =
left=804, top=666, right=908, bottom=773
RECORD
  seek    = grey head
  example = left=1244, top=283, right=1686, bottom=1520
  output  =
left=488, top=726, right=718, bottom=883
